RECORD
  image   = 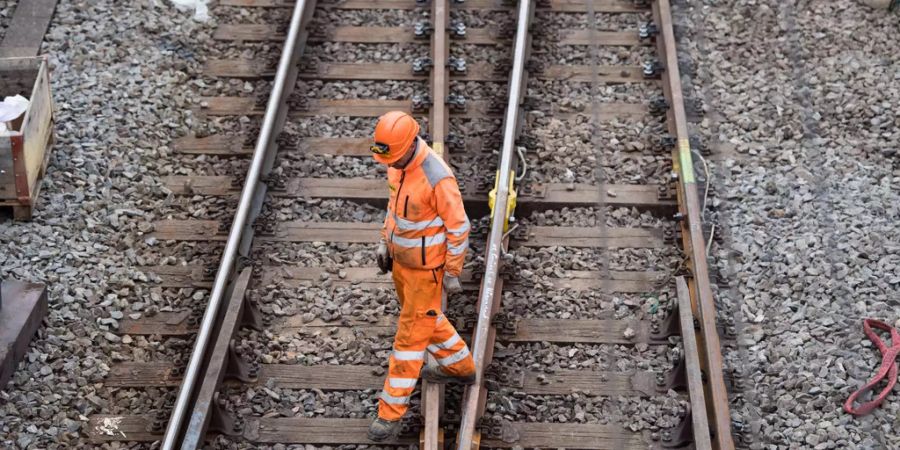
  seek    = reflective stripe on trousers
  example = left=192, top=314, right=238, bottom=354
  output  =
left=377, top=265, right=476, bottom=421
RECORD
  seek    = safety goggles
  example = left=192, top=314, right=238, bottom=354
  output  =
left=370, top=142, right=390, bottom=155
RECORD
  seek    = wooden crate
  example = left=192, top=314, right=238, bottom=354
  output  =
left=0, top=56, right=54, bottom=220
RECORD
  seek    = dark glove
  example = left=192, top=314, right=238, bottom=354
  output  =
left=376, top=240, right=392, bottom=274
left=443, top=273, right=462, bottom=294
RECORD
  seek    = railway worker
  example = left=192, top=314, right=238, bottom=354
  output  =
left=367, top=111, right=476, bottom=441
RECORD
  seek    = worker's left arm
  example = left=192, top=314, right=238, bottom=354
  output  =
left=434, top=177, right=470, bottom=277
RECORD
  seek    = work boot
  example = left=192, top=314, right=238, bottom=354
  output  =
left=367, top=417, right=401, bottom=442
left=420, top=364, right=476, bottom=385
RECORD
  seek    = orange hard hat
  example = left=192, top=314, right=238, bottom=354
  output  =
left=371, top=111, right=420, bottom=164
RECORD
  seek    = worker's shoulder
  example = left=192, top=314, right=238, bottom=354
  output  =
left=420, top=147, right=455, bottom=187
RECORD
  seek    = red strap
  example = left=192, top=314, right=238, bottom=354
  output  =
left=844, top=319, right=900, bottom=416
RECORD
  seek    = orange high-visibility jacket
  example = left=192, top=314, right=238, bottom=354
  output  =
left=381, top=138, right=470, bottom=276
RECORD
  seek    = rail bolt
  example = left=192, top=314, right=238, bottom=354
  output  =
left=412, top=57, right=433, bottom=74
left=450, top=20, right=467, bottom=38
left=448, top=56, right=467, bottom=74
left=411, top=94, right=431, bottom=113
left=448, top=93, right=467, bottom=112
left=639, top=22, right=659, bottom=40
left=649, top=97, right=669, bottom=115
left=414, top=21, right=432, bottom=38
left=642, top=60, right=661, bottom=78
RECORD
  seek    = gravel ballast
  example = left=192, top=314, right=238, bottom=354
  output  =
left=1, top=0, right=897, bottom=449
left=675, top=1, right=900, bottom=448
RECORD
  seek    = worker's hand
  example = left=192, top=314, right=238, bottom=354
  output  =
left=376, top=240, right=391, bottom=274
left=443, top=273, right=462, bottom=294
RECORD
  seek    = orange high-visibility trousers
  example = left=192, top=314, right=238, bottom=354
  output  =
left=377, top=264, right=476, bottom=421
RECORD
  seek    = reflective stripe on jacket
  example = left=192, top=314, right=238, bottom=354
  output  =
left=381, top=138, right=470, bottom=275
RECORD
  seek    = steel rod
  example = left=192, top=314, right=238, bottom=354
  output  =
left=160, top=1, right=309, bottom=448
left=455, top=1, right=532, bottom=448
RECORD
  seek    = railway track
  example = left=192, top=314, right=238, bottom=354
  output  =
left=87, top=0, right=736, bottom=448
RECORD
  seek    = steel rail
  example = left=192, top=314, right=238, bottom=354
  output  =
left=455, top=1, right=533, bottom=448
left=652, top=0, right=735, bottom=447
left=160, top=1, right=312, bottom=448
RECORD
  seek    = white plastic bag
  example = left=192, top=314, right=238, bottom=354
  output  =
left=0, top=95, right=29, bottom=123
left=170, top=0, right=210, bottom=22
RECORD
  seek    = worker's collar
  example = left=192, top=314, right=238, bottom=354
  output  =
left=396, top=138, right=428, bottom=172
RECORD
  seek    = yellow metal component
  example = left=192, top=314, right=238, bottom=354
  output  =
left=488, top=170, right=517, bottom=232
left=677, top=138, right=695, bottom=183
left=419, top=428, right=445, bottom=449
left=470, top=430, right=481, bottom=450
left=432, top=141, right=444, bottom=158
